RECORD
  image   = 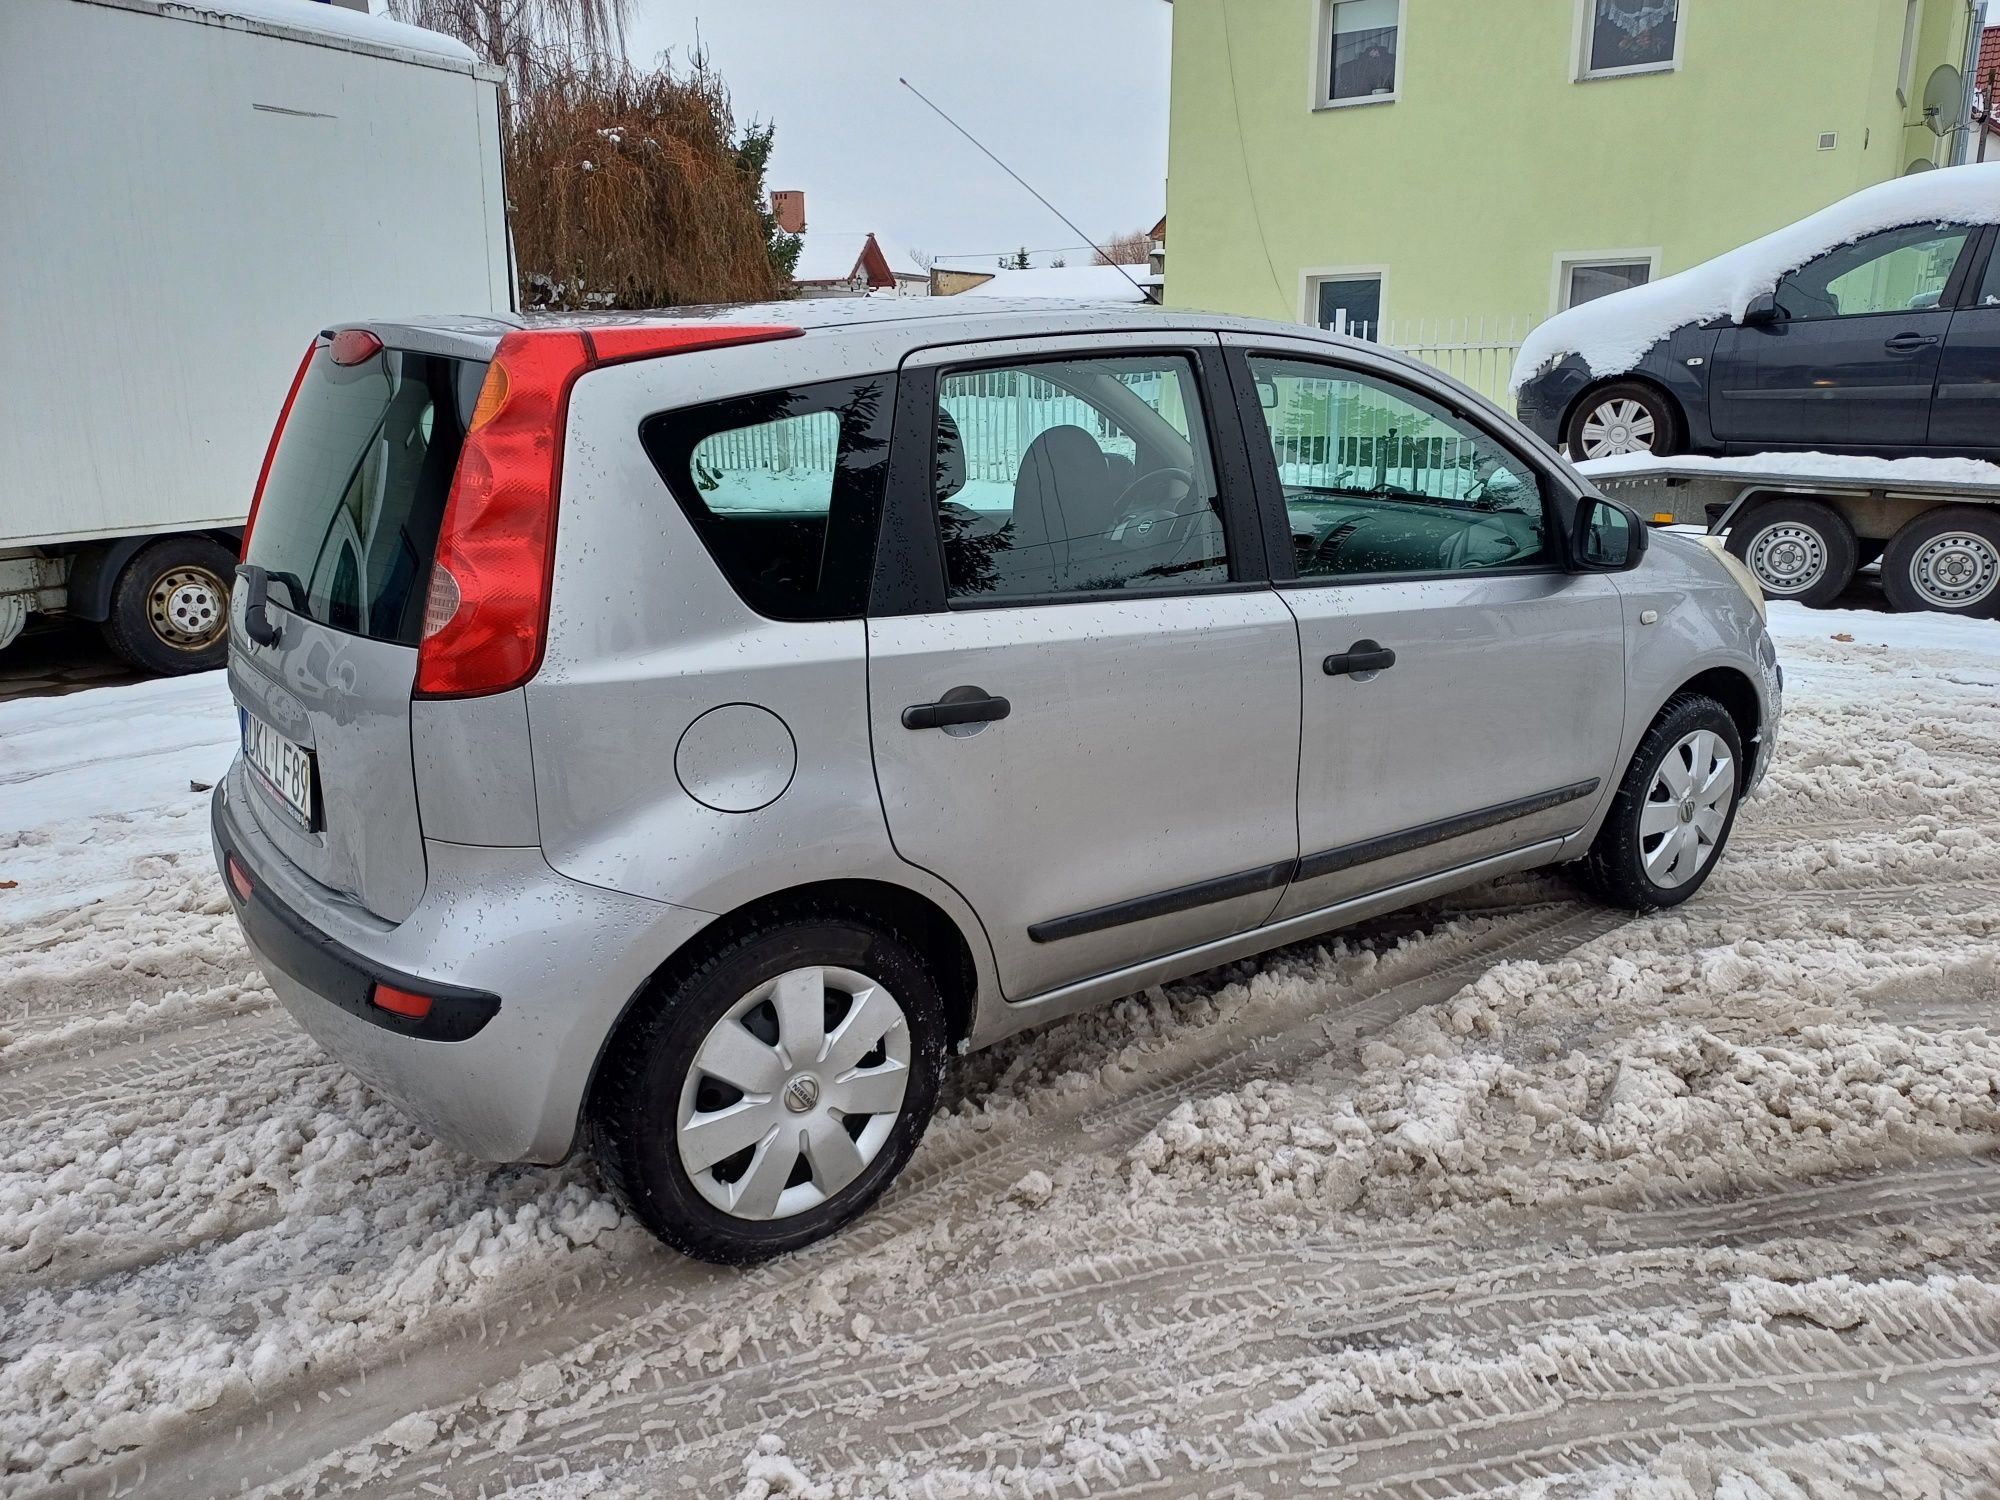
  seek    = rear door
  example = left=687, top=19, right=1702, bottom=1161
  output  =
left=866, top=334, right=1302, bottom=1000
left=1709, top=221, right=1975, bottom=450
left=230, top=330, right=488, bottom=921
left=1930, top=226, right=2000, bottom=456
left=1225, top=336, right=1627, bottom=917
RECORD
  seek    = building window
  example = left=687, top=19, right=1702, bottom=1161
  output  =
left=1321, top=0, right=1401, bottom=107
left=1559, top=256, right=1656, bottom=310
left=1579, top=0, right=1681, bottom=80
left=1308, top=273, right=1384, bottom=338
left=1897, top=0, right=1919, bottom=104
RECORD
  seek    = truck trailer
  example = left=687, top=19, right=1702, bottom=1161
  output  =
left=1, top=0, right=511, bottom=673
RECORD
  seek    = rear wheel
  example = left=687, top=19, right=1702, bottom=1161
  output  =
left=1577, top=695, right=1743, bottom=912
left=99, top=536, right=235, bottom=675
left=1564, top=381, right=1682, bottom=461
left=1724, top=498, right=1858, bottom=609
left=588, top=910, right=947, bottom=1264
left=1880, top=507, right=2000, bottom=618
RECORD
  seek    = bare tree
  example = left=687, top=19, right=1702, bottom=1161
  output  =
left=1094, top=227, right=1153, bottom=266
left=907, top=247, right=935, bottom=273
left=391, top=0, right=629, bottom=108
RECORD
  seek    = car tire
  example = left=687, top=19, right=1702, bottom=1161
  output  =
left=1576, top=694, right=1745, bottom=913
left=1564, top=381, right=1682, bottom=461
left=1724, top=498, right=1858, bottom=609
left=99, top=535, right=235, bottom=675
left=588, top=907, right=948, bottom=1264
left=1879, top=507, right=2000, bottom=619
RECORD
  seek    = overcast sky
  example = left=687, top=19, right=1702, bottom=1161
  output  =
left=619, top=0, right=1172, bottom=271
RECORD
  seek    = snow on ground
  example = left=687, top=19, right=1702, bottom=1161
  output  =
left=4, top=603, right=2000, bottom=1497
left=1511, top=161, right=2000, bottom=391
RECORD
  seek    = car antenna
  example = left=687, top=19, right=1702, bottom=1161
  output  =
left=897, top=77, right=1157, bottom=303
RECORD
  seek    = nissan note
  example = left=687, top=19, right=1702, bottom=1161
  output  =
left=214, top=302, right=1781, bottom=1262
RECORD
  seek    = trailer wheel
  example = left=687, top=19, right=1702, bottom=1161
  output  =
left=100, top=536, right=235, bottom=675
left=1724, top=499, right=1857, bottom=609
left=1881, top=508, right=2000, bottom=618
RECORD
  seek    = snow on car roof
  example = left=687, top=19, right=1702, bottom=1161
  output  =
left=1511, top=162, right=2000, bottom=395
left=138, top=0, right=478, bottom=66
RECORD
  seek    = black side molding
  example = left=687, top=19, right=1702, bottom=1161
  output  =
left=1296, top=779, right=1600, bottom=882
left=1027, top=780, right=1602, bottom=943
left=1027, top=859, right=1294, bottom=945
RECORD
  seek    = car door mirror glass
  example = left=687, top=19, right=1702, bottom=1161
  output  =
left=1255, top=377, right=1279, bottom=410
left=1739, top=291, right=1780, bottom=327
left=1576, top=496, right=1644, bottom=570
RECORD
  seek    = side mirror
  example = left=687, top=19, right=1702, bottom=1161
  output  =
left=1574, top=494, right=1648, bottom=571
left=1739, top=291, right=1780, bottom=327
left=1255, top=377, right=1279, bottom=411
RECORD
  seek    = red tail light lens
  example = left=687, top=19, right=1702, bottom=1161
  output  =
left=242, top=339, right=320, bottom=560
left=371, top=983, right=434, bottom=1020
left=225, top=854, right=254, bottom=904
left=414, top=323, right=801, bottom=699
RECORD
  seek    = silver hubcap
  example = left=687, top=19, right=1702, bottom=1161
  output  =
left=150, top=566, right=229, bottom=650
left=1744, top=523, right=1827, bottom=596
left=677, top=965, right=911, bottom=1222
left=1580, top=399, right=1658, bottom=458
left=1909, top=531, right=2000, bottom=610
left=1642, top=729, right=1736, bottom=889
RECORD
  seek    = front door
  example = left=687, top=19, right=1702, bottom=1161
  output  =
left=867, top=336, right=1301, bottom=1000
left=1227, top=339, right=1628, bottom=918
left=1710, top=220, right=1974, bottom=450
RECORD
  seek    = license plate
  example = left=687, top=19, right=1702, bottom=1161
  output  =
left=241, top=709, right=316, bottom=830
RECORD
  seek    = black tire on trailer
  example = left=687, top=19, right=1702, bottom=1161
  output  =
left=1563, top=380, right=1683, bottom=461
left=99, top=536, right=236, bottom=675
left=1880, top=506, right=2000, bottom=618
left=1723, top=498, right=1859, bottom=609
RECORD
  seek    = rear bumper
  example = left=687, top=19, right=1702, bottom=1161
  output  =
left=213, top=761, right=715, bottom=1163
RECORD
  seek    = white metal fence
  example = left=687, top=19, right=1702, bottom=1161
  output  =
left=1329, top=314, right=1531, bottom=410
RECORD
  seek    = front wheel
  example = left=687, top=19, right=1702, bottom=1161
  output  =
left=1576, top=695, right=1744, bottom=912
left=99, top=535, right=235, bottom=674
left=1564, top=381, right=1682, bottom=461
left=1880, top=507, right=2000, bottom=618
left=588, top=911, right=947, bottom=1264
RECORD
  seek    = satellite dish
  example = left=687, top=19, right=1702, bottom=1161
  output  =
left=1923, top=63, right=1962, bottom=137
left=1907, top=157, right=1939, bottom=175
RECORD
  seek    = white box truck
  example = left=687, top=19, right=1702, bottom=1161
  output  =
left=0, top=0, right=511, bottom=673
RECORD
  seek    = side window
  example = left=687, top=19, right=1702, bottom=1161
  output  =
left=1774, top=223, right=1972, bottom=320
left=641, top=375, right=891, bottom=621
left=1245, top=355, right=1553, bottom=580
left=1979, top=243, right=2000, bottom=309
left=932, top=354, right=1231, bottom=601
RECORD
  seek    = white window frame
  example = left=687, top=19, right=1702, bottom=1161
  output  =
left=1311, top=0, right=1406, bottom=111
left=1299, top=265, right=1389, bottom=335
left=1896, top=0, right=1919, bottom=105
left=1573, top=0, right=1686, bottom=83
left=1550, top=248, right=1663, bottom=313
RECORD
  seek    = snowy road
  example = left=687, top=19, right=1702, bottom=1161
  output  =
left=5, top=605, right=2000, bottom=1498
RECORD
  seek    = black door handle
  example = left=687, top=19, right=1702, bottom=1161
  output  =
left=902, top=693, right=1011, bottom=731
left=1324, top=640, right=1396, bottom=677
left=1885, top=332, right=1939, bottom=353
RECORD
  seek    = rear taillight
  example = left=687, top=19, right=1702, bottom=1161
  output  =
left=371, top=983, right=434, bottom=1020
left=241, top=339, right=320, bottom=560
left=414, top=322, right=801, bottom=699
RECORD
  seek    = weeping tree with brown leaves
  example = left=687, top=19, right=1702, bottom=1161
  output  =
left=393, top=0, right=795, bottom=308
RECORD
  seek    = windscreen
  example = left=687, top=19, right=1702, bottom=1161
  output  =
left=245, top=344, right=487, bottom=646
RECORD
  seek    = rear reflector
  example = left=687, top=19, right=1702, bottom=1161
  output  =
left=242, top=339, right=320, bottom=560
left=371, top=983, right=434, bottom=1020
left=225, top=854, right=253, bottom=904
left=329, top=328, right=385, bottom=366
left=414, top=323, right=799, bottom=699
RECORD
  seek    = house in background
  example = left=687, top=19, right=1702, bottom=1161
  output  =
left=1165, top=0, right=1983, bottom=400
left=1975, top=23, right=1999, bottom=162
left=786, top=200, right=928, bottom=298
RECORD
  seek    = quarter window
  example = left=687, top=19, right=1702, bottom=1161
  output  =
left=1245, top=356, right=1553, bottom=580
left=932, top=354, right=1231, bottom=601
left=1322, top=0, right=1400, bottom=105
left=1581, top=0, right=1680, bottom=78
left=642, top=375, right=892, bottom=621
left=1774, top=222, right=1972, bottom=320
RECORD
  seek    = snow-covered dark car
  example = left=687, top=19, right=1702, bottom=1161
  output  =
left=1513, top=165, right=2000, bottom=464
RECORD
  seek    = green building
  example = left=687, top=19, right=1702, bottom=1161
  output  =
left=1165, top=0, right=1983, bottom=399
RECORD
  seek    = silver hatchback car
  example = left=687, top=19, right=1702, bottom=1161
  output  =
left=214, top=301, right=1780, bottom=1262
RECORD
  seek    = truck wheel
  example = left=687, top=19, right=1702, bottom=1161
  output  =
left=1724, top=498, right=1857, bottom=609
left=1881, top=508, right=2000, bottom=618
left=1564, top=381, right=1682, bottom=460
left=588, top=908, right=947, bottom=1264
left=100, top=537, right=235, bottom=674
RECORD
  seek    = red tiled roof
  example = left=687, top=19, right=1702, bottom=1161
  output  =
left=1978, top=25, right=2000, bottom=116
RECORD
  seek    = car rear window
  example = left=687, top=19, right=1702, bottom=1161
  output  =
left=245, top=344, right=487, bottom=646
left=640, top=375, right=893, bottom=621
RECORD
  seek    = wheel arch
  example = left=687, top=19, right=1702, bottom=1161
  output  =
left=1653, top=665, right=1762, bottom=787
left=580, top=876, right=982, bottom=1124
left=1561, top=373, right=1686, bottom=457
left=64, top=529, right=243, bottom=623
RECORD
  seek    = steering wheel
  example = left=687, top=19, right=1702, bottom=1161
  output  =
left=1111, top=466, right=1194, bottom=519
left=1439, top=517, right=1526, bottom=572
